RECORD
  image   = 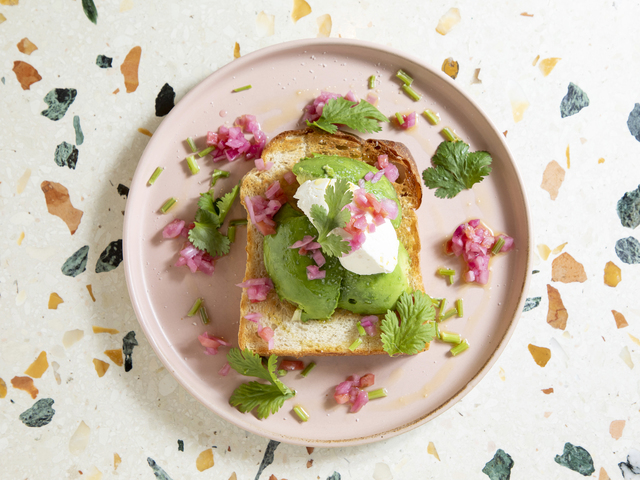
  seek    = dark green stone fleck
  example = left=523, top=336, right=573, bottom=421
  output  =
left=95, top=239, right=123, bottom=273
left=123, top=331, right=138, bottom=372
left=326, top=473, right=342, bottom=480
left=560, top=82, right=589, bottom=118
left=532, top=270, right=540, bottom=274
left=155, top=83, right=176, bottom=117
left=523, top=297, right=541, bottom=312
left=1, top=77, right=5, bottom=84
left=554, top=442, right=595, bottom=476
left=73, top=115, right=84, bottom=145
left=82, top=0, right=98, bottom=24
left=147, top=457, right=173, bottom=480
left=254, top=440, right=280, bottom=480
left=41, top=88, right=77, bottom=121
left=482, top=449, right=514, bottom=480
left=96, top=54, right=112, bottom=68
left=615, top=237, right=640, bottom=264
left=617, top=185, right=640, bottom=229
left=627, top=103, right=640, bottom=142
left=117, top=184, right=129, bottom=198
left=177, top=439, right=184, bottom=452
left=54, top=141, right=79, bottom=169
left=61, top=245, right=90, bottom=277
left=19, top=398, right=55, bottom=427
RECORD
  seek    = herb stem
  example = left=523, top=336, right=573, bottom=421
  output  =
left=438, top=298, right=447, bottom=319
left=278, top=369, right=288, bottom=377
left=395, top=112, right=405, bottom=125
left=368, top=75, right=376, bottom=89
left=233, top=85, right=252, bottom=92
left=229, top=218, right=248, bottom=226
left=186, top=155, right=200, bottom=175
left=440, top=330, right=462, bottom=344
left=440, top=308, right=458, bottom=322
left=228, top=225, right=236, bottom=243
left=198, top=146, right=216, bottom=158
left=160, top=197, right=177, bottom=214
left=396, top=69, right=413, bottom=85
left=441, top=127, right=459, bottom=142
left=492, top=237, right=505, bottom=255
left=437, top=268, right=455, bottom=276
left=293, top=405, right=310, bottom=422
left=186, top=137, right=197, bottom=153
left=300, top=362, right=316, bottom=377
left=187, top=298, right=203, bottom=317
left=211, top=169, right=230, bottom=187
left=423, top=109, right=440, bottom=125
left=199, top=306, right=210, bottom=325
left=456, top=298, right=464, bottom=317
left=349, top=338, right=362, bottom=351
left=148, top=167, right=164, bottom=185
left=450, top=339, right=470, bottom=356
left=368, top=388, right=388, bottom=400
left=402, top=84, right=422, bottom=101
left=357, top=324, right=366, bottom=336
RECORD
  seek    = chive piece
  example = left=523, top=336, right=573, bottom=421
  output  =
left=456, top=299, right=464, bottom=317
left=402, top=84, right=422, bottom=101
left=368, top=75, right=376, bottom=89
left=441, top=127, right=459, bottom=142
left=148, top=167, right=164, bottom=185
left=437, top=268, right=455, bottom=276
left=450, top=339, right=470, bottom=356
left=293, top=405, right=310, bottom=422
left=186, top=137, right=197, bottom=153
left=492, top=237, right=505, bottom=255
left=396, top=69, right=413, bottom=85
left=233, top=84, right=252, bottom=92
left=431, top=297, right=442, bottom=306
left=228, top=225, right=236, bottom=243
left=434, top=322, right=441, bottom=339
left=349, top=338, right=362, bottom=351
left=199, top=306, right=210, bottom=325
left=323, top=165, right=335, bottom=178
left=187, top=298, right=203, bottom=317
left=440, top=331, right=462, bottom=344
left=423, top=109, right=440, bottom=125
left=229, top=218, right=248, bottom=226
left=440, top=308, right=458, bottom=322
left=186, top=155, right=200, bottom=175
left=197, top=146, right=216, bottom=158
left=448, top=274, right=455, bottom=285
left=278, top=369, right=288, bottom=377
left=161, top=197, right=177, bottom=213
left=211, top=169, right=230, bottom=187
left=368, top=388, right=388, bottom=400
left=300, top=361, right=316, bottom=377
left=357, top=324, right=366, bottom=336
left=439, top=298, right=448, bottom=318
left=395, top=112, right=405, bottom=125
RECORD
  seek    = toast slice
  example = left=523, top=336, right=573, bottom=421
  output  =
left=238, top=128, right=425, bottom=356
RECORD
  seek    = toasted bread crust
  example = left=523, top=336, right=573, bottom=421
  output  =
left=238, top=128, right=425, bottom=357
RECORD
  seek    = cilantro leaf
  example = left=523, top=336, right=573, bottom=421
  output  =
left=307, top=97, right=389, bottom=134
left=227, top=348, right=295, bottom=419
left=188, top=186, right=240, bottom=257
left=215, top=184, right=239, bottom=224
left=380, top=291, right=436, bottom=356
left=310, top=178, right=353, bottom=257
left=422, top=141, right=493, bottom=199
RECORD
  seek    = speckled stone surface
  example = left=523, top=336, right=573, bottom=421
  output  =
left=1, top=1, right=639, bottom=479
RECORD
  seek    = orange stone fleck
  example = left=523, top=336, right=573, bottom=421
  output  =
left=612, top=310, right=628, bottom=329
left=521, top=12, right=534, bottom=17
left=528, top=344, right=551, bottom=367
left=138, top=127, right=153, bottom=137
left=552, top=242, right=568, bottom=254
left=552, top=252, right=587, bottom=283
left=17, top=37, right=38, bottom=55
left=604, top=261, right=621, bottom=287
left=0, top=0, right=19, bottom=4
left=539, top=57, right=561, bottom=77
left=629, top=334, right=640, bottom=346
left=541, top=160, right=565, bottom=200
left=537, top=244, right=551, bottom=261
left=427, top=441, right=440, bottom=460
left=86, top=284, right=96, bottom=302
left=436, top=7, right=461, bottom=35
left=25, top=351, right=48, bottom=378
left=233, top=42, right=241, bottom=59
left=0, top=13, right=6, bottom=23
left=12, top=60, right=42, bottom=90
left=306, top=459, right=313, bottom=468
left=599, top=467, right=611, bottom=480
left=565, top=144, right=570, bottom=169
left=291, top=0, right=312, bottom=23
left=316, top=14, right=331, bottom=37
left=610, top=420, right=625, bottom=440
left=121, top=46, right=141, bottom=93
left=544, top=412, right=552, bottom=418
left=547, top=284, right=568, bottom=330
left=598, top=157, right=605, bottom=164
left=93, top=326, right=120, bottom=334
left=532, top=55, right=540, bottom=66
left=114, top=453, right=122, bottom=471
left=542, top=388, right=554, bottom=394
left=48, top=292, right=64, bottom=309
left=0, top=378, right=7, bottom=398
left=17, top=231, right=25, bottom=245
left=93, top=359, right=110, bottom=378
left=41, top=181, right=83, bottom=234
left=306, top=447, right=314, bottom=455
left=11, top=376, right=38, bottom=399
left=104, top=349, right=124, bottom=367
left=196, top=448, right=214, bottom=472
left=441, top=57, right=459, bottom=80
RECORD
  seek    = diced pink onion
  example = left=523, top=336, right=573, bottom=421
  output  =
left=359, top=315, right=379, bottom=336
left=344, top=90, right=359, bottom=103
left=237, top=278, right=274, bottom=303
left=290, top=235, right=316, bottom=249
left=198, top=332, right=230, bottom=355
left=284, top=171, right=297, bottom=185
left=205, top=114, right=266, bottom=163
left=399, top=111, right=417, bottom=130
left=218, top=362, right=231, bottom=376
left=364, top=171, right=374, bottom=182
left=371, top=170, right=385, bottom=183
left=163, top=219, right=185, bottom=239
left=365, top=93, right=378, bottom=105
left=306, top=265, right=326, bottom=280
left=350, top=390, right=369, bottom=413
left=376, top=155, right=389, bottom=169
left=312, top=249, right=326, bottom=267
left=383, top=164, right=399, bottom=183
left=174, top=241, right=216, bottom=275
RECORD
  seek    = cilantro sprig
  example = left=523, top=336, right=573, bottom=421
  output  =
left=422, top=140, right=492, bottom=199
left=381, top=291, right=437, bottom=356
left=310, top=178, right=353, bottom=257
left=307, top=97, right=389, bottom=135
left=188, top=184, right=239, bottom=257
left=227, top=348, right=295, bottom=419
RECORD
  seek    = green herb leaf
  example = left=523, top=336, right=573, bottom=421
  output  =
left=188, top=218, right=230, bottom=257
left=381, top=291, right=436, bottom=356
left=82, top=0, right=98, bottom=24
left=310, top=178, right=353, bottom=257
left=307, top=97, right=389, bottom=134
left=422, top=141, right=493, bottom=199
left=215, top=184, right=239, bottom=224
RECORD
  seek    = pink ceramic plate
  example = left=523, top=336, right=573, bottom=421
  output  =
left=124, top=38, right=532, bottom=446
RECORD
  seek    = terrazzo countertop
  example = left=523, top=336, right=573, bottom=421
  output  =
left=2, top=1, right=639, bottom=479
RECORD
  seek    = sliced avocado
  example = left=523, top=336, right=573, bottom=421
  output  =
left=264, top=204, right=343, bottom=320
left=336, top=242, right=412, bottom=314
left=292, top=155, right=402, bottom=228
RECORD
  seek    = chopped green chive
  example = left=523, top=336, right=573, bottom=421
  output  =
left=423, top=109, right=440, bottom=125
left=300, top=361, right=316, bottom=377
left=395, top=112, right=405, bottom=125
left=440, top=331, right=462, bottom=344
left=228, top=225, right=236, bottom=243
left=233, top=84, right=252, bottom=92
left=492, top=237, right=506, bottom=255
left=148, top=167, right=164, bottom=185
left=437, top=268, right=455, bottom=276
left=357, top=324, right=366, bottom=336
left=349, top=338, right=363, bottom=351
left=368, top=75, right=376, bottom=89
left=439, top=298, right=448, bottom=318
left=441, top=127, right=459, bottom=142
left=434, top=322, right=441, bottom=339
left=186, top=137, right=197, bottom=153
left=323, top=165, right=336, bottom=178
left=197, top=146, right=216, bottom=158
left=396, top=69, right=413, bottom=85
left=160, top=197, right=177, bottom=213
left=293, top=405, right=310, bottom=422
left=402, top=84, right=422, bottom=101
left=440, top=308, right=458, bottom=322
left=187, top=298, right=203, bottom=317
left=456, top=298, right=464, bottom=317
left=450, top=339, right=470, bottom=356
left=448, top=274, right=455, bottom=285
left=229, top=218, right=248, bottom=226
left=431, top=297, right=442, bottom=306
left=211, top=169, right=230, bottom=187
left=199, top=306, right=210, bottom=325
left=278, top=369, right=288, bottom=377
left=367, top=388, right=388, bottom=400
left=186, top=155, right=200, bottom=175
